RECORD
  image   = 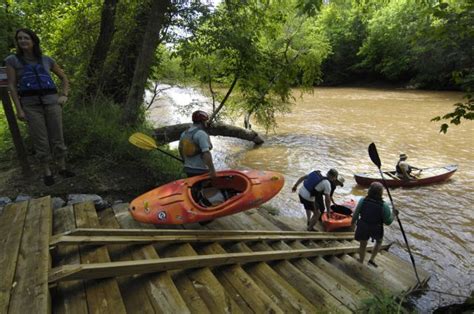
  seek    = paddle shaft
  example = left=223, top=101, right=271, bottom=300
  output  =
left=155, top=147, right=184, bottom=163
left=376, top=168, right=421, bottom=283
left=369, top=143, right=422, bottom=285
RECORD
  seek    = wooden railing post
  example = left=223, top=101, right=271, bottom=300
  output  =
left=0, top=67, right=31, bottom=176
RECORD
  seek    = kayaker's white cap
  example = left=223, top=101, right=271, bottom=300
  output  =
left=337, top=176, right=345, bottom=187
left=399, top=153, right=408, bottom=160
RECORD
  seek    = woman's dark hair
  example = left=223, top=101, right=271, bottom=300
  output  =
left=15, top=28, right=42, bottom=59
left=367, top=182, right=384, bottom=201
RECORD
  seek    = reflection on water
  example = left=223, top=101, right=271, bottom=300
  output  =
left=150, top=86, right=473, bottom=311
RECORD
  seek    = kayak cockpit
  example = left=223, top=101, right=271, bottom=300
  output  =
left=190, top=174, right=249, bottom=211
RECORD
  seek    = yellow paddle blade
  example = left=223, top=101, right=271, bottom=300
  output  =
left=128, top=132, right=158, bottom=150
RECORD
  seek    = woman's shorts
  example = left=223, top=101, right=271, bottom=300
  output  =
left=355, top=220, right=383, bottom=241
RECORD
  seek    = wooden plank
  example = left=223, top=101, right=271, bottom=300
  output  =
left=229, top=242, right=318, bottom=313
left=197, top=243, right=283, bottom=313
left=74, top=202, right=127, bottom=314
left=99, top=206, right=190, bottom=314
left=112, top=203, right=210, bottom=313
left=49, top=245, right=367, bottom=283
left=256, top=207, right=297, bottom=231
left=50, top=233, right=356, bottom=246
left=338, top=240, right=409, bottom=294
left=290, top=241, right=374, bottom=302
left=272, top=241, right=360, bottom=310
left=0, top=201, right=28, bottom=314
left=65, top=227, right=354, bottom=237
left=51, top=205, right=88, bottom=314
left=380, top=251, right=431, bottom=285
left=8, top=197, right=52, bottom=314
left=250, top=242, right=351, bottom=313
left=159, top=243, right=243, bottom=313
left=244, top=210, right=281, bottom=230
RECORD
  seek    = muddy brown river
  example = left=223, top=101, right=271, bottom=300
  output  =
left=151, top=86, right=473, bottom=312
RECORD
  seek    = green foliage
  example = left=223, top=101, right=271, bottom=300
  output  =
left=359, top=292, right=405, bottom=313
left=432, top=93, right=474, bottom=133
left=178, top=0, right=330, bottom=130
left=317, top=1, right=370, bottom=84
left=0, top=3, right=21, bottom=60
left=357, top=1, right=424, bottom=81
left=62, top=97, right=183, bottom=181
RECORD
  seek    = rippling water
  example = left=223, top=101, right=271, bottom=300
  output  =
left=150, top=86, right=473, bottom=312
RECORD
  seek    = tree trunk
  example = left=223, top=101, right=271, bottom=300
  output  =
left=153, top=122, right=264, bottom=145
left=85, top=0, right=118, bottom=97
left=123, top=0, right=171, bottom=125
left=101, top=3, right=149, bottom=104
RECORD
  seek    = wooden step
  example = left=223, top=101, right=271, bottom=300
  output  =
left=273, top=241, right=360, bottom=311
left=7, top=197, right=52, bottom=314
left=51, top=205, right=88, bottom=314
left=0, top=200, right=29, bottom=314
left=63, top=227, right=354, bottom=237
left=197, top=243, right=283, bottom=313
left=74, top=202, right=127, bottom=313
left=228, top=242, right=318, bottom=312
left=112, top=203, right=211, bottom=313
left=250, top=242, right=351, bottom=313
left=289, top=240, right=374, bottom=303
left=98, top=205, right=190, bottom=313
left=50, top=233, right=356, bottom=246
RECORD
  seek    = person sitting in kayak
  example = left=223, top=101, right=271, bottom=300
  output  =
left=396, top=153, right=421, bottom=180
left=179, top=110, right=217, bottom=178
left=351, top=182, right=398, bottom=267
left=292, top=168, right=341, bottom=231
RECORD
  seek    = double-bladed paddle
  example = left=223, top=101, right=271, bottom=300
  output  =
left=129, top=132, right=184, bottom=163
left=368, top=142, right=421, bottom=285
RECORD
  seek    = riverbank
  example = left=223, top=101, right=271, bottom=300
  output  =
left=0, top=158, right=161, bottom=202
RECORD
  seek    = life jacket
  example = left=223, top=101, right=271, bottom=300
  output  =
left=303, top=170, right=327, bottom=197
left=359, top=197, right=384, bottom=225
left=396, top=160, right=411, bottom=175
left=180, top=127, right=212, bottom=157
left=17, top=56, right=57, bottom=97
left=396, top=161, right=402, bottom=174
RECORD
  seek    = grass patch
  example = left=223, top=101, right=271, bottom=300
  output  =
left=358, top=292, right=410, bottom=314
left=62, top=97, right=184, bottom=185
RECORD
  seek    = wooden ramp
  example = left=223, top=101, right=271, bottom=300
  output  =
left=0, top=196, right=430, bottom=313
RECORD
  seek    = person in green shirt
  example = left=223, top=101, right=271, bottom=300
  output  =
left=351, top=182, right=398, bottom=267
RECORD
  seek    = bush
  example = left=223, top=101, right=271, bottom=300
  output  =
left=61, top=96, right=183, bottom=184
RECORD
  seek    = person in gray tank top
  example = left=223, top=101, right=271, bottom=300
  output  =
left=5, top=28, right=74, bottom=186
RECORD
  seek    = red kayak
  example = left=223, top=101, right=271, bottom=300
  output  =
left=129, top=169, right=284, bottom=225
left=321, top=199, right=356, bottom=232
left=354, top=165, right=457, bottom=188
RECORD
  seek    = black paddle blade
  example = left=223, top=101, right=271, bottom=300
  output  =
left=368, top=142, right=382, bottom=168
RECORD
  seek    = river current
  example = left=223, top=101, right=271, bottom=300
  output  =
left=148, top=86, right=473, bottom=312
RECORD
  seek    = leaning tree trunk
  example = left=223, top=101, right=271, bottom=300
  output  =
left=123, top=0, right=171, bottom=125
left=84, top=0, right=118, bottom=97
left=153, top=123, right=264, bottom=145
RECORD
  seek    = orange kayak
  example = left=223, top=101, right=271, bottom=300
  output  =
left=321, top=199, right=356, bottom=232
left=129, top=169, right=285, bottom=224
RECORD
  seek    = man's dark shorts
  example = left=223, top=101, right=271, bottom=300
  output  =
left=298, top=195, right=315, bottom=211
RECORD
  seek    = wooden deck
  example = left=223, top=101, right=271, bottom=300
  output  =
left=1, top=196, right=430, bottom=313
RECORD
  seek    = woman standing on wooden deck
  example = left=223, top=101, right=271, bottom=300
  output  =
left=351, top=182, right=398, bottom=267
left=5, top=28, right=74, bottom=186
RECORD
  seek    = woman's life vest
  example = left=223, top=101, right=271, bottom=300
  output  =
left=359, top=198, right=384, bottom=225
left=17, top=56, right=57, bottom=97
left=303, top=170, right=327, bottom=197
